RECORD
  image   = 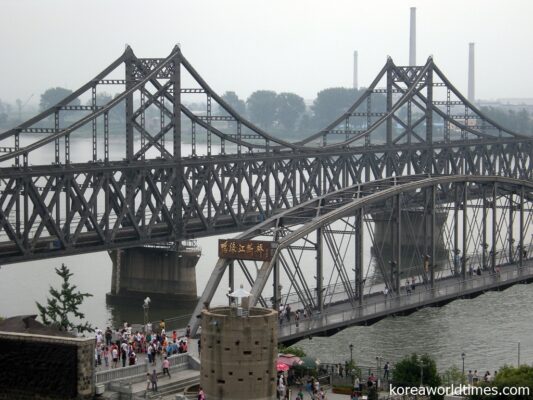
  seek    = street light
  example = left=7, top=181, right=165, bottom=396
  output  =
left=375, top=356, right=383, bottom=389
left=349, top=344, right=354, bottom=364
left=461, top=352, right=465, bottom=377
left=420, top=361, right=424, bottom=386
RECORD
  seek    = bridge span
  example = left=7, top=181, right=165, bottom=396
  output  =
left=277, top=259, right=533, bottom=344
left=189, top=174, right=533, bottom=338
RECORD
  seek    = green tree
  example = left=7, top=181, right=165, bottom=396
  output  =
left=275, top=92, right=306, bottom=131
left=246, top=90, right=277, bottom=129
left=85, top=92, right=113, bottom=107
left=311, top=87, right=363, bottom=129
left=39, top=87, right=80, bottom=111
left=480, top=106, right=533, bottom=135
left=392, top=353, right=442, bottom=399
left=109, top=93, right=126, bottom=123
left=36, top=263, right=93, bottom=333
left=515, top=109, right=531, bottom=134
left=469, top=365, right=533, bottom=400
left=278, top=344, right=306, bottom=358
left=0, top=99, right=8, bottom=125
left=219, top=91, right=246, bottom=116
left=441, top=365, right=466, bottom=386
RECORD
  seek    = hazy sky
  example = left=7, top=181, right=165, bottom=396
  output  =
left=1, top=0, right=532, bottom=105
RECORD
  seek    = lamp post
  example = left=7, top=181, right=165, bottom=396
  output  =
left=420, top=360, right=424, bottom=386
left=376, top=355, right=383, bottom=389
left=461, top=352, right=465, bottom=377
left=349, top=344, right=354, bottom=364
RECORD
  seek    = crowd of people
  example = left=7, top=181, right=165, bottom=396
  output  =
left=93, top=320, right=191, bottom=371
left=277, top=375, right=328, bottom=400
left=466, top=369, right=498, bottom=384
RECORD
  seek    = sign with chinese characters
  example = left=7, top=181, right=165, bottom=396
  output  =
left=218, top=239, right=273, bottom=261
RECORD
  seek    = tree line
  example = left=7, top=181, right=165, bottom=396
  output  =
left=220, top=88, right=366, bottom=138
left=1, top=88, right=533, bottom=139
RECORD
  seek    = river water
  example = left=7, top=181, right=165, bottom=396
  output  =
left=0, top=137, right=531, bottom=374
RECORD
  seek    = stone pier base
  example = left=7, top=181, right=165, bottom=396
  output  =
left=106, top=242, right=201, bottom=304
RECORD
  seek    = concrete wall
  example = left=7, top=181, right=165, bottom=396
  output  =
left=0, top=331, right=94, bottom=400
left=109, top=245, right=200, bottom=302
left=201, top=307, right=278, bottom=400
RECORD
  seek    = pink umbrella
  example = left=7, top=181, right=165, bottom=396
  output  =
left=277, top=353, right=303, bottom=367
left=276, top=362, right=290, bottom=372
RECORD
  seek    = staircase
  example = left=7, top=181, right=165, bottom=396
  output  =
left=143, top=372, right=199, bottom=399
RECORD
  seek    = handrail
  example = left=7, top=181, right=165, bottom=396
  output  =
left=278, top=262, right=533, bottom=340
left=95, top=352, right=189, bottom=384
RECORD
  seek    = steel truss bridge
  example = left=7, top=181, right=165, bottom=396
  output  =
left=1, top=46, right=533, bottom=338
left=0, top=46, right=531, bottom=263
left=189, top=174, right=533, bottom=341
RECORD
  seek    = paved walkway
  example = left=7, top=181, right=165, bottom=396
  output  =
left=128, top=368, right=199, bottom=399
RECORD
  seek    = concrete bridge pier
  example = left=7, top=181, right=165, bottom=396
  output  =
left=106, top=241, right=201, bottom=304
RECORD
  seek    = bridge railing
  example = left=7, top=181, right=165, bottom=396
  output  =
left=96, top=362, right=147, bottom=385
left=279, top=262, right=533, bottom=338
left=95, top=353, right=190, bottom=384
left=279, top=246, right=531, bottom=313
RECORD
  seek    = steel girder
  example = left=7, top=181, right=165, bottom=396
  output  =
left=0, top=140, right=531, bottom=263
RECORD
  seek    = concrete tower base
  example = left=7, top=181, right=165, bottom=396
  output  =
left=201, top=306, right=278, bottom=400
left=106, top=242, right=201, bottom=305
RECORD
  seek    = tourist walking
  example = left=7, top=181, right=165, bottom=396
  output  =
left=473, top=370, right=479, bottom=384
left=162, top=357, right=171, bottom=378
left=383, top=361, right=390, bottom=381
left=105, top=327, right=113, bottom=346
left=120, top=341, right=128, bottom=367
left=150, top=369, right=158, bottom=392
left=102, top=345, right=109, bottom=367
left=197, top=386, right=206, bottom=400
left=146, top=373, right=151, bottom=392
left=111, top=345, right=118, bottom=368
left=467, top=370, right=473, bottom=385
left=405, top=279, right=411, bottom=295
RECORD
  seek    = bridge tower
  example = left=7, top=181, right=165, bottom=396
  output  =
left=106, top=45, right=198, bottom=304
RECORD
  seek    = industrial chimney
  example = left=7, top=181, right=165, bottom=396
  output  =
left=468, top=43, right=475, bottom=103
left=353, top=51, right=358, bottom=89
left=409, top=7, right=416, bottom=66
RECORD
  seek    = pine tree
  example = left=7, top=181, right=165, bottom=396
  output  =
left=36, top=263, right=93, bottom=333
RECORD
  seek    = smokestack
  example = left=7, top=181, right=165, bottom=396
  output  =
left=353, top=51, right=358, bottom=89
left=468, top=42, right=475, bottom=103
left=409, top=7, right=416, bottom=66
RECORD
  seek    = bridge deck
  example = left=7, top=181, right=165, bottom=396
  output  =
left=278, top=260, right=533, bottom=344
